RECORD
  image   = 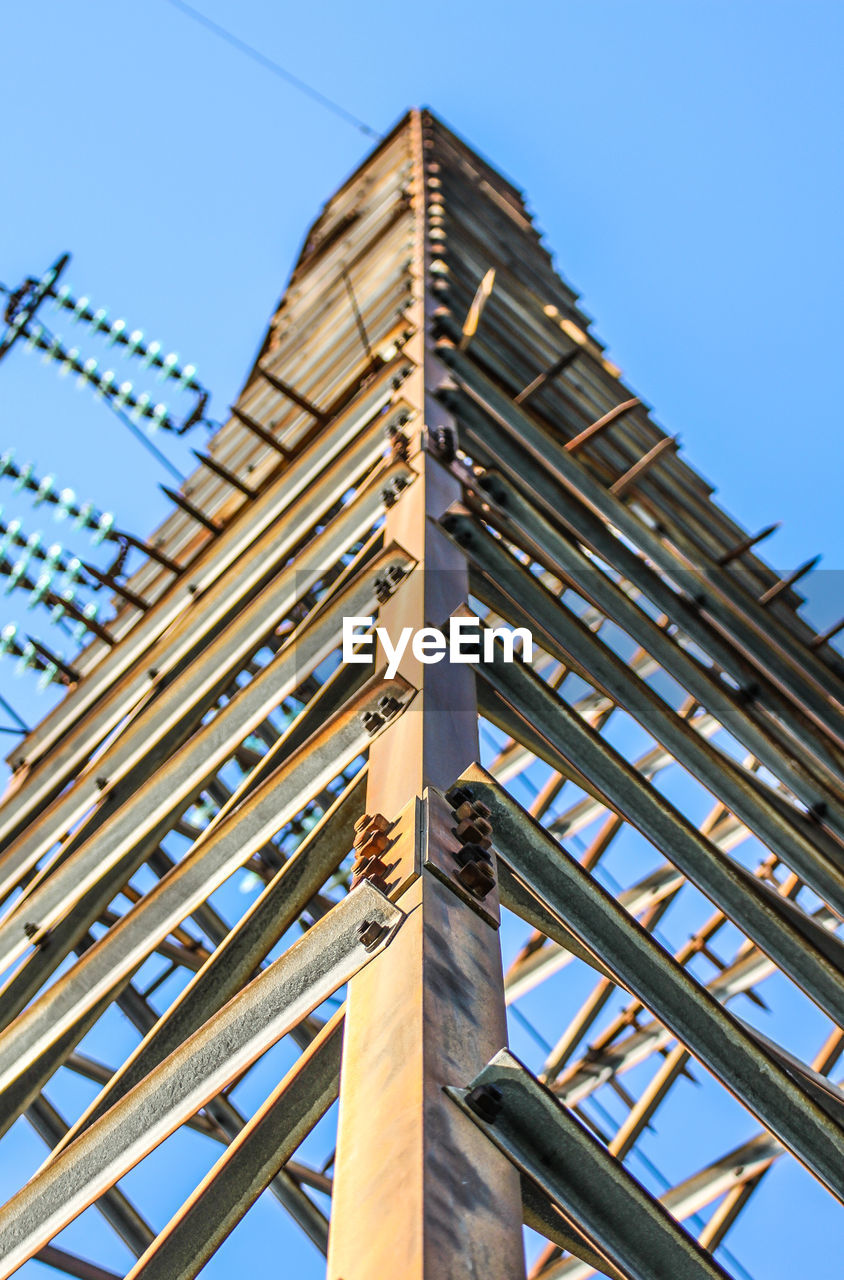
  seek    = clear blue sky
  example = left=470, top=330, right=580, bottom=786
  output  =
left=0, top=2, right=842, bottom=1276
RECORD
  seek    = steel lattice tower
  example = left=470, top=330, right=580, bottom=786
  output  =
left=0, top=109, right=841, bottom=1280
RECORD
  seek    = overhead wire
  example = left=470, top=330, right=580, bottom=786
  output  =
left=161, top=0, right=382, bottom=140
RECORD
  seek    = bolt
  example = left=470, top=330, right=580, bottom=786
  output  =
left=455, top=813, right=492, bottom=838
left=361, top=711, right=385, bottom=736
left=381, top=486, right=397, bottom=509
left=445, top=785, right=473, bottom=808
left=354, top=812, right=389, bottom=837
left=378, top=694, right=402, bottom=717
left=736, top=682, right=759, bottom=706
left=453, top=841, right=492, bottom=868
left=95, top=776, right=109, bottom=791
left=367, top=874, right=389, bottom=893
left=465, top=1083, right=503, bottom=1124
left=432, top=426, right=456, bottom=462
left=353, top=854, right=389, bottom=883
left=357, top=920, right=388, bottom=952
left=389, top=430, right=410, bottom=461
left=477, top=474, right=508, bottom=506
left=454, top=816, right=492, bottom=847
left=355, top=832, right=390, bottom=860
left=456, top=859, right=495, bottom=899
left=23, top=921, right=50, bottom=951
left=453, top=799, right=490, bottom=823
left=374, top=565, right=406, bottom=604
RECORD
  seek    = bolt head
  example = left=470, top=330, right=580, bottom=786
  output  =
left=354, top=813, right=390, bottom=842
left=357, top=920, right=387, bottom=952
left=453, top=841, right=491, bottom=867
left=466, top=1084, right=503, bottom=1124
left=456, top=859, right=495, bottom=899
left=355, top=831, right=389, bottom=860
left=454, top=817, right=492, bottom=847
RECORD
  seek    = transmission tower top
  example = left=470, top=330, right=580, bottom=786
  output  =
left=0, top=108, right=840, bottom=1280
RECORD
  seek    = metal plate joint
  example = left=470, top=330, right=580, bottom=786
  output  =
left=422, top=784, right=500, bottom=928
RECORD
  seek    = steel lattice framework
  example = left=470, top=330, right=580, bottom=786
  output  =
left=0, top=108, right=842, bottom=1280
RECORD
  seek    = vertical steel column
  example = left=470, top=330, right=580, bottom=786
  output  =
left=327, top=110, right=526, bottom=1280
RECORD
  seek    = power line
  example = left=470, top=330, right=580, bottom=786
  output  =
left=161, top=0, right=382, bottom=140
left=32, top=318, right=187, bottom=484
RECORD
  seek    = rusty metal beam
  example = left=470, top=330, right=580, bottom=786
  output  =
left=326, top=108, right=526, bottom=1280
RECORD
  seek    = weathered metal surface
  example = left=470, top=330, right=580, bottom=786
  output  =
left=0, top=106, right=840, bottom=1280
left=0, top=676, right=412, bottom=1126
left=326, top=109, right=526, bottom=1280
left=444, top=507, right=844, bottom=888
left=0, top=883, right=403, bottom=1278
left=440, top=362, right=844, bottom=765
left=472, top=632, right=844, bottom=1024
left=458, top=765, right=844, bottom=1201
left=1, top=367, right=412, bottom=791
left=25, top=1094, right=155, bottom=1257
left=124, top=1011, right=345, bottom=1280
left=0, top=465, right=413, bottom=903
left=50, top=772, right=364, bottom=1152
left=448, top=1049, right=734, bottom=1280
left=461, top=469, right=844, bottom=830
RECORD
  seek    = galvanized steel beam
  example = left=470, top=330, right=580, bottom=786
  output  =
left=448, top=1048, right=734, bottom=1280
left=458, top=765, right=844, bottom=1200
left=0, top=676, right=412, bottom=1129
left=471, top=631, right=844, bottom=1023
left=0, top=883, right=404, bottom=1278
left=124, top=1010, right=344, bottom=1280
